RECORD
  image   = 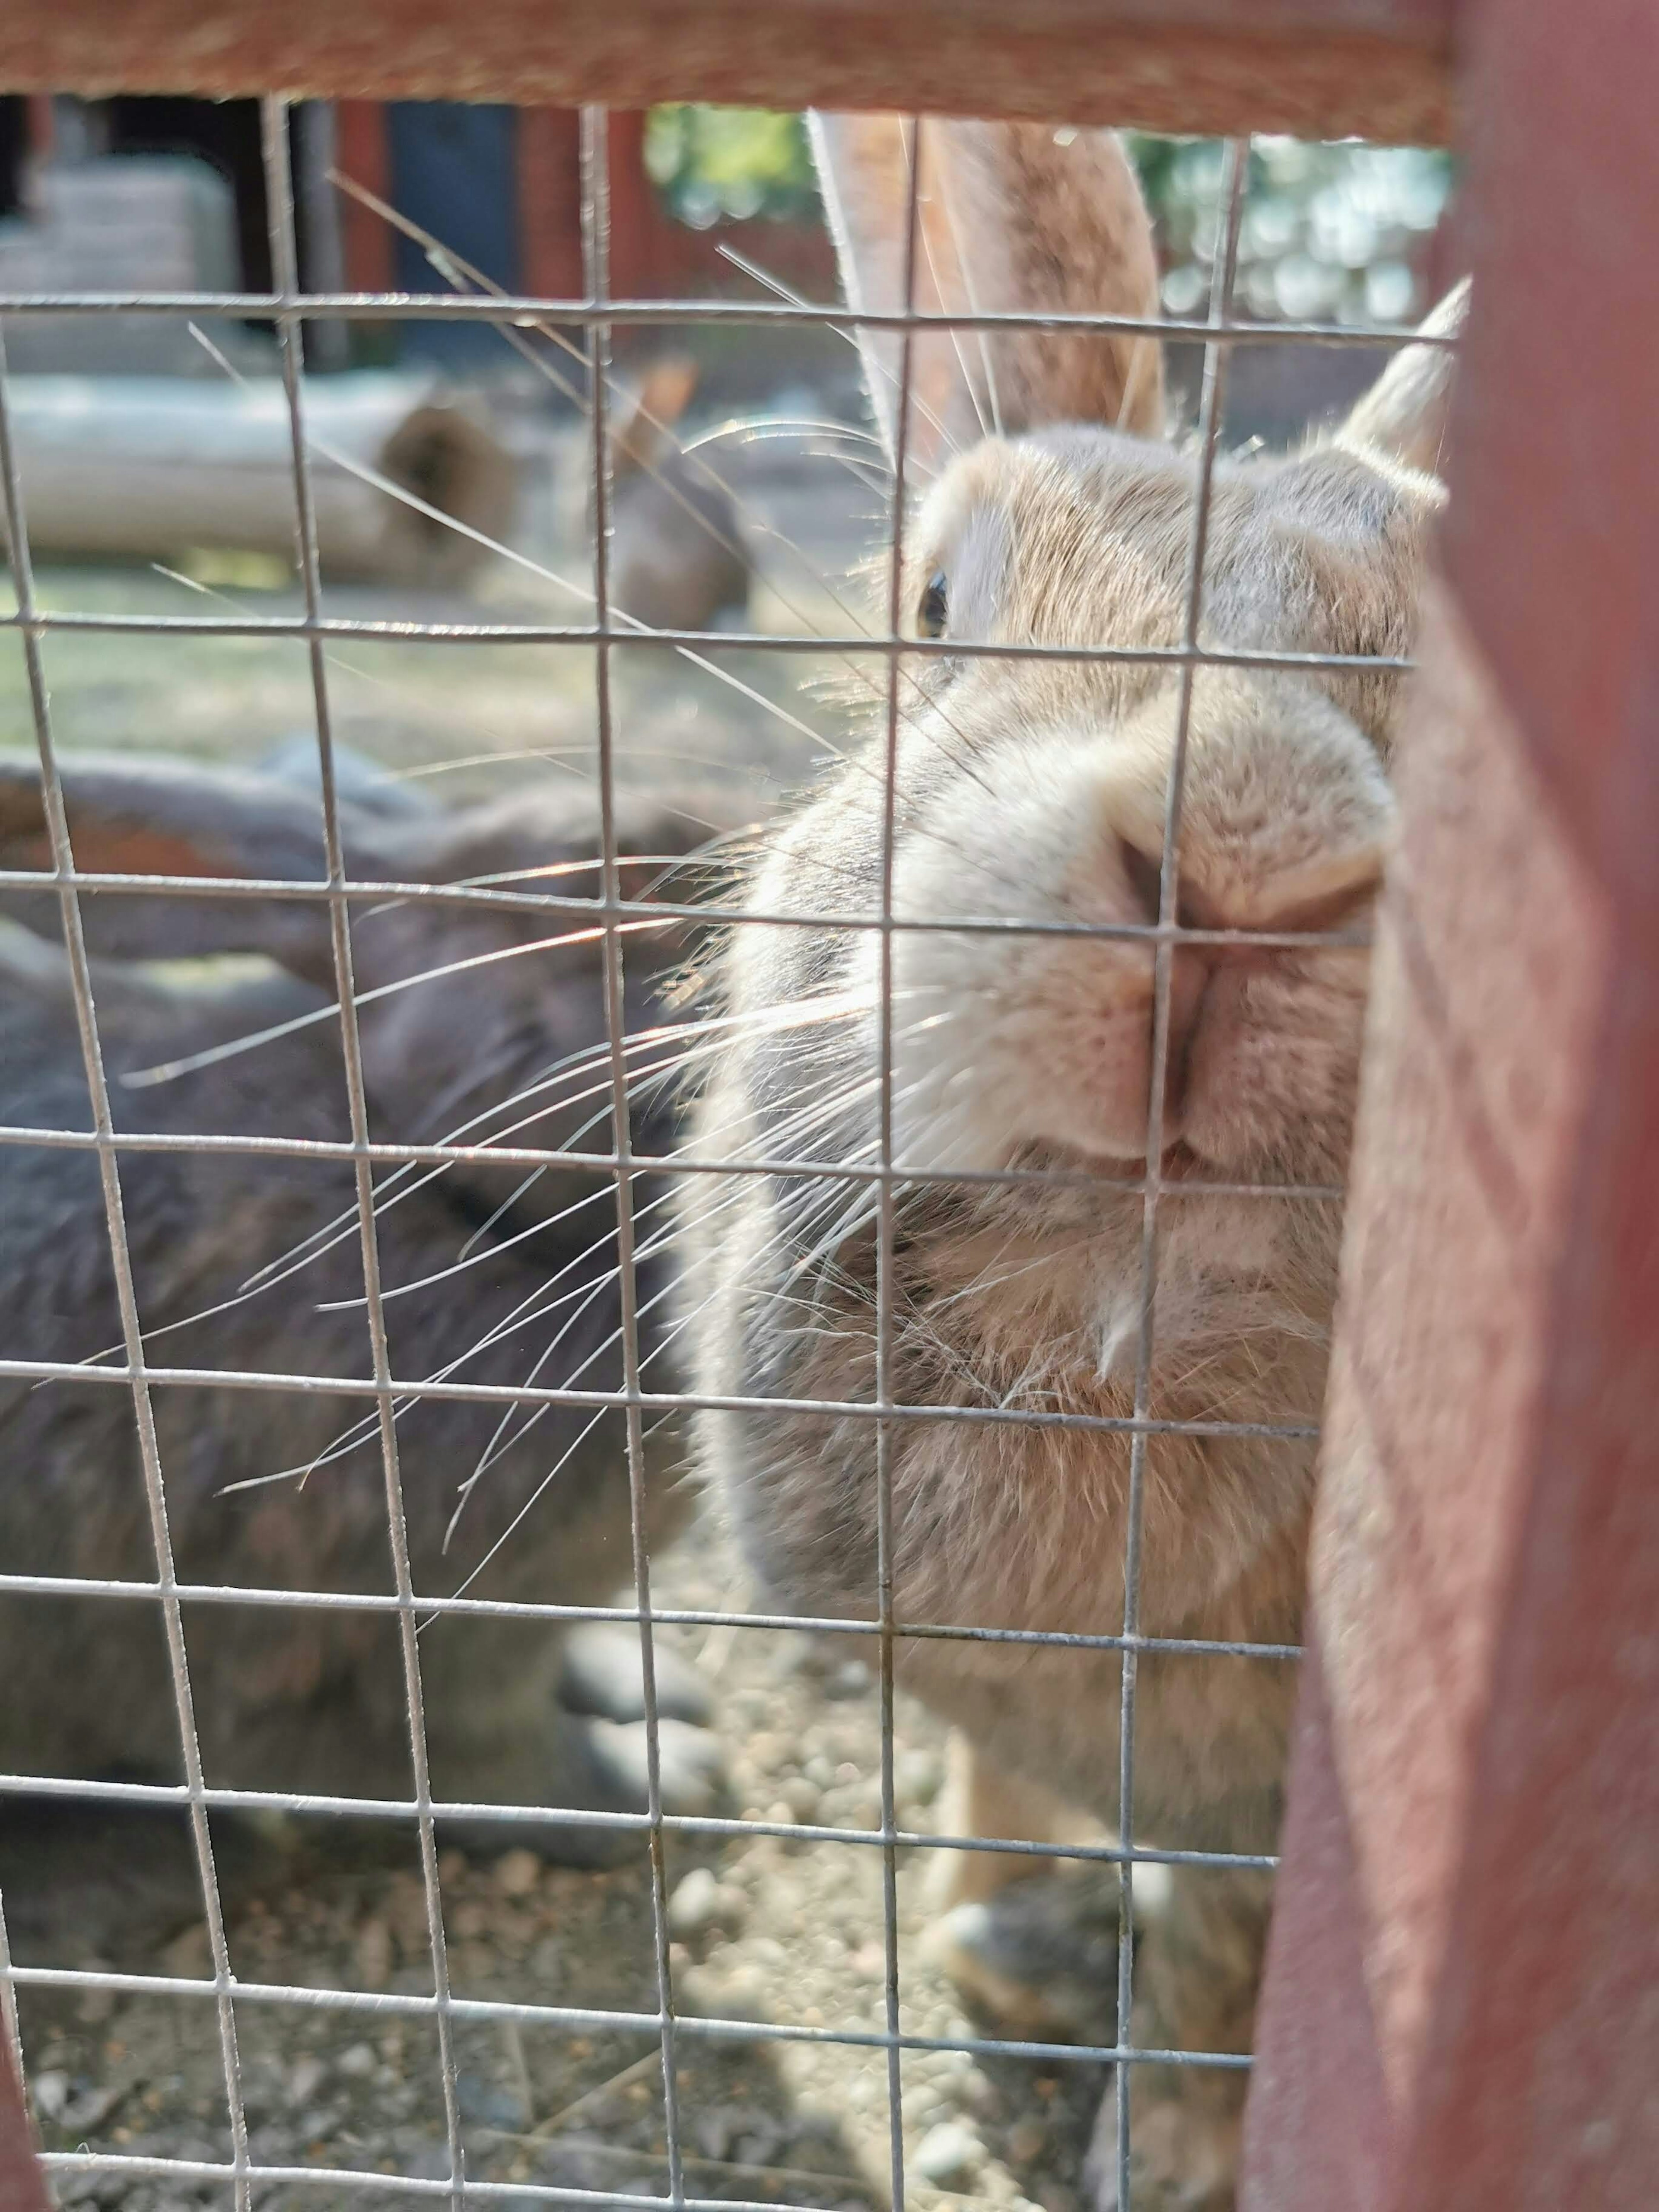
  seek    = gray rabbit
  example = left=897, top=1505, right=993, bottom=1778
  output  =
left=0, top=746, right=725, bottom=1862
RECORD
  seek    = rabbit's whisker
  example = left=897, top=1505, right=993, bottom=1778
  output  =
left=682, top=417, right=889, bottom=462
left=422, top=1037, right=928, bottom=1385
left=438, top=1294, right=696, bottom=1591
left=189, top=323, right=858, bottom=780
left=153, top=560, right=804, bottom=831
left=443, top=1263, right=649, bottom=1528
left=935, top=140, right=1004, bottom=441
left=320, top=1176, right=619, bottom=1313
left=95, top=983, right=941, bottom=1367
left=916, top=178, right=993, bottom=448
left=331, top=173, right=890, bottom=685
left=445, top=1257, right=689, bottom=1536
left=715, top=238, right=958, bottom=469
left=455, top=1163, right=551, bottom=1264
left=120, top=912, right=671, bottom=1089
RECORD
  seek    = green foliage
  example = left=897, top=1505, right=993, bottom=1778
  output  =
left=1125, top=133, right=1455, bottom=324
left=645, top=107, right=1455, bottom=323
left=645, top=107, right=817, bottom=228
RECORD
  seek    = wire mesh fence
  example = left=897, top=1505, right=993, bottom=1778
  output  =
left=0, top=93, right=1458, bottom=2211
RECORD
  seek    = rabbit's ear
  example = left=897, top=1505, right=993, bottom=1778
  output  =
left=810, top=113, right=1164, bottom=477
left=610, top=355, right=700, bottom=481
left=0, top=752, right=376, bottom=982
left=1338, top=279, right=1469, bottom=478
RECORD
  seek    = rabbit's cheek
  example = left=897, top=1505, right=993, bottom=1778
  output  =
left=1026, top=949, right=1163, bottom=1159
left=891, top=932, right=1162, bottom=1170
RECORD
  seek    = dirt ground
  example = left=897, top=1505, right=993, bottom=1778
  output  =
left=6, top=1508, right=1117, bottom=2212
left=2, top=416, right=1119, bottom=2210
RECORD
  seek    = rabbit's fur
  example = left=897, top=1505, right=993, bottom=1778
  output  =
left=678, top=116, right=1463, bottom=2207
left=0, top=751, right=725, bottom=1858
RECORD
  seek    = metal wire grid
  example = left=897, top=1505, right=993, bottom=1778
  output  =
left=0, top=101, right=1436, bottom=2209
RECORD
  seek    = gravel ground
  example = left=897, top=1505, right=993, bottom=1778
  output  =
left=6, top=1513, right=1114, bottom=2212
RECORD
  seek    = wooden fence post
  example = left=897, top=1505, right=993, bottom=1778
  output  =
left=1239, top=2, right=1659, bottom=2205
left=334, top=97, right=392, bottom=292
left=517, top=104, right=584, bottom=301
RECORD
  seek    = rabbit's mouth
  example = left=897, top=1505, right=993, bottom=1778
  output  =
left=1052, top=1136, right=1204, bottom=1184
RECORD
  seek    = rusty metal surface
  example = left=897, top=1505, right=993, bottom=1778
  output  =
left=0, top=1, right=1454, bottom=142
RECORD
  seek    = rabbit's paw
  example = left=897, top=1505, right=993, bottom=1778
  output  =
left=579, top=1713, right=728, bottom=1823
left=1084, top=2063, right=1243, bottom=2212
left=923, top=1870, right=1120, bottom=2040
left=451, top=1713, right=727, bottom=1871
left=556, top=1622, right=727, bottom=1825
left=556, top=1621, right=714, bottom=1729
left=438, top=1633, right=726, bottom=1869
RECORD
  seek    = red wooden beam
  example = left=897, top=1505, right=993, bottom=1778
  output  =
left=1239, top=0, right=1659, bottom=2204
left=0, top=3, right=1456, bottom=143
left=516, top=105, right=584, bottom=302
left=333, top=97, right=393, bottom=293
left=23, top=92, right=53, bottom=162
left=605, top=108, right=668, bottom=301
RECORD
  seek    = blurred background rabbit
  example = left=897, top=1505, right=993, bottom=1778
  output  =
left=607, top=356, right=755, bottom=637
left=0, top=745, right=729, bottom=1855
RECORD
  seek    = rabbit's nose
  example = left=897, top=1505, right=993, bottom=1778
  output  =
left=1116, top=833, right=1383, bottom=1128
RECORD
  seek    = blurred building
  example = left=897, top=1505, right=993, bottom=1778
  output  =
left=0, top=97, right=831, bottom=378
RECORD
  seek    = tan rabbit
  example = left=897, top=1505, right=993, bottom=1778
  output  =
left=677, top=115, right=1463, bottom=2209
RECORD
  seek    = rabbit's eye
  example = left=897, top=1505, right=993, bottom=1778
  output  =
left=917, top=571, right=948, bottom=638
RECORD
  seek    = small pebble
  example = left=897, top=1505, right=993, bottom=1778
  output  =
left=676, top=1962, right=771, bottom=2023
left=288, top=2056, right=327, bottom=2104
left=1006, top=2117, right=1048, bottom=2162
left=29, top=2071, right=70, bottom=2123
left=896, top=1748, right=944, bottom=1808
left=960, top=2069, right=1000, bottom=2118
left=160, top=1923, right=210, bottom=1978
left=559, top=1623, right=714, bottom=1727
left=338, top=2043, right=378, bottom=2080
left=354, top=1918, right=393, bottom=1990
left=455, top=2068, right=528, bottom=2129
left=667, top=1866, right=723, bottom=1941
left=493, top=1849, right=542, bottom=1899
left=913, top=2120, right=984, bottom=2190
left=779, top=1775, right=821, bottom=1822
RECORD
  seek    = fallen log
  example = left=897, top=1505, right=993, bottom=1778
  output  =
left=2, top=373, right=518, bottom=585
